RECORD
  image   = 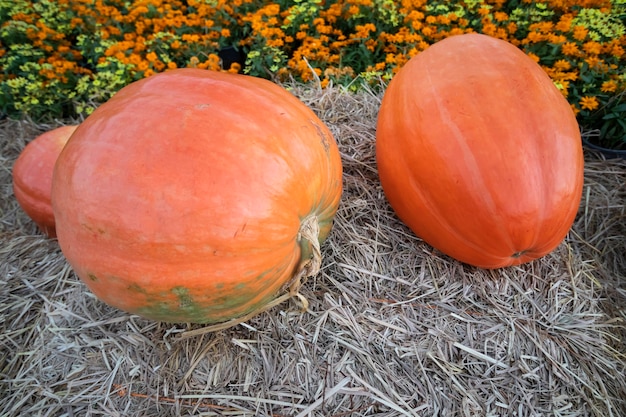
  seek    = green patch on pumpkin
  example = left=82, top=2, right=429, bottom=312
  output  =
left=132, top=282, right=276, bottom=324
left=171, top=286, right=193, bottom=308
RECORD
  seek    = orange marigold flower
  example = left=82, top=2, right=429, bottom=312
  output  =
left=137, top=60, right=149, bottom=71
left=579, top=96, right=599, bottom=111
left=526, top=31, right=545, bottom=43
left=573, top=25, right=588, bottom=41
left=583, top=41, right=602, bottom=55
left=531, top=22, right=553, bottom=33
left=507, top=22, right=517, bottom=34
left=548, top=34, right=566, bottom=43
left=421, top=26, right=434, bottom=37
left=561, top=42, right=580, bottom=56
left=129, top=54, right=142, bottom=65
left=482, top=23, right=497, bottom=37
left=494, top=11, right=508, bottom=22
left=266, top=38, right=284, bottom=47
left=227, top=62, right=241, bottom=73
left=437, top=15, right=450, bottom=25
left=526, top=53, right=540, bottom=63
left=182, top=34, right=200, bottom=43
left=553, top=59, right=571, bottom=71
left=555, top=15, right=572, bottom=32
left=584, top=56, right=601, bottom=68
left=611, top=44, right=624, bottom=58
left=411, top=20, right=423, bottom=31
left=449, top=27, right=465, bottom=37
left=601, top=80, right=617, bottom=93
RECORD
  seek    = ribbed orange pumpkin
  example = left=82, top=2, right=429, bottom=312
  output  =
left=13, top=125, right=78, bottom=238
left=376, top=34, right=584, bottom=269
left=51, top=69, right=343, bottom=324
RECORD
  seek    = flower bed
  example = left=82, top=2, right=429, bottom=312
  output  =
left=0, top=0, right=624, bottom=145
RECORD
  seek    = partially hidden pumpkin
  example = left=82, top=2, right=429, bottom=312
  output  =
left=376, top=34, right=584, bottom=269
left=51, top=68, right=343, bottom=324
left=13, top=125, right=78, bottom=238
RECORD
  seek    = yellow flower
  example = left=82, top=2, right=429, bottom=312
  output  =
left=579, top=96, right=599, bottom=111
left=554, top=80, right=570, bottom=97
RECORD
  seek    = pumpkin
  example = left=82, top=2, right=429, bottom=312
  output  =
left=13, top=125, right=78, bottom=238
left=376, top=34, right=584, bottom=269
left=51, top=68, right=343, bottom=324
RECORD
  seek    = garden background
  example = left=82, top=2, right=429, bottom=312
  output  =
left=1, top=0, right=625, bottom=148
left=1, top=0, right=626, bottom=416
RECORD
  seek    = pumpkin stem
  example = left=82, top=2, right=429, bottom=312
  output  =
left=296, top=214, right=322, bottom=280
left=179, top=216, right=321, bottom=338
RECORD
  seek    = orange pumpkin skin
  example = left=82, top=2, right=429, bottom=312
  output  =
left=376, top=34, right=584, bottom=269
left=51, top=69, right=342, bottom=323
left=13, top=125, right=78, bottom=238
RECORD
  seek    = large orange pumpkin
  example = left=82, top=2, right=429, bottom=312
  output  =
left=376, top=34, right=584, bottom=269
left=52, top=69, right=343, bottom=324
left=13, top=125, right=78, bottom=238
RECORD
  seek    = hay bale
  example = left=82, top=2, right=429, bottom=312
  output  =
left=1, top=85, right=625, bottom=416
